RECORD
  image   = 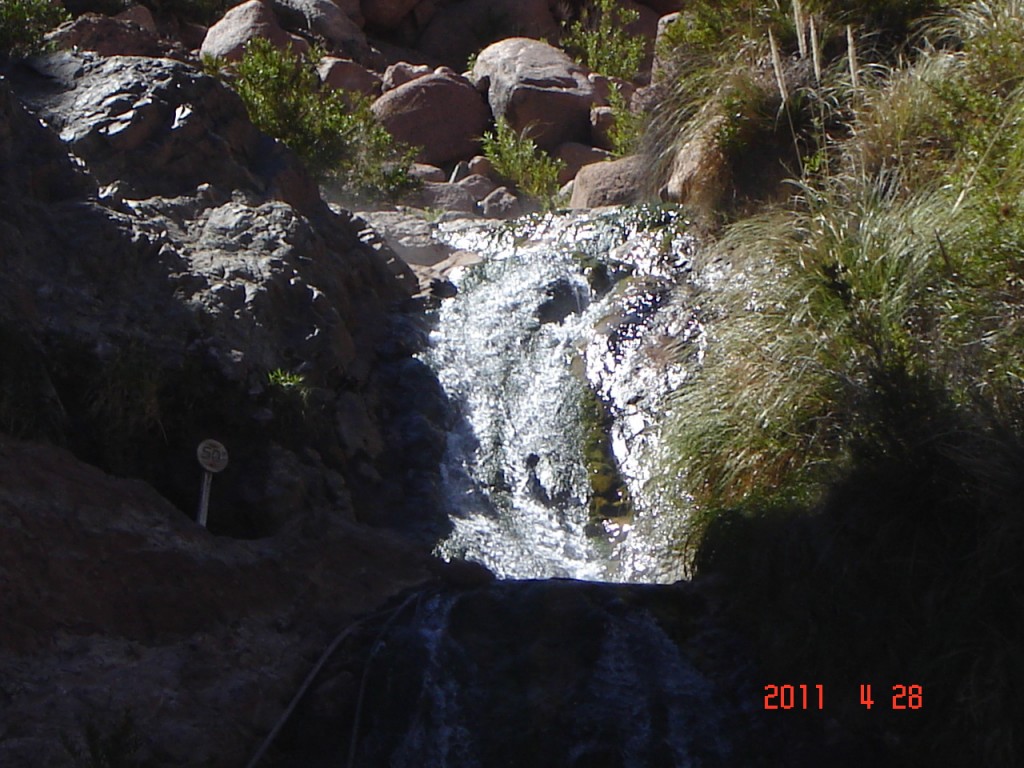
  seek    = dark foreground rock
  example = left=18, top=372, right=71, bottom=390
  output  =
left=0, top=435, right=437, bottom=767
left=272, top=579, right=794, bottom=767
left=0, top=48, right=458, bottom=766
left=3, top=53, right=447, bottom=536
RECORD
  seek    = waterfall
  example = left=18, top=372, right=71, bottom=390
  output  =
left=422, top=207, right=705, bottom=583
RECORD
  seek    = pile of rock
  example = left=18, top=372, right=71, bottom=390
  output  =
left=43, top=0, right=687, bottom=218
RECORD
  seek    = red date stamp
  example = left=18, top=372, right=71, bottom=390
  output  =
left=764, top=684, right=923, bottom=710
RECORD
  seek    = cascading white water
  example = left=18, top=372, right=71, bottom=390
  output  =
left=422, top=208, right=705, bottom=583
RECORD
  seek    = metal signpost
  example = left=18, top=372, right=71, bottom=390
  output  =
left=196, top=439, right=229, bottom=527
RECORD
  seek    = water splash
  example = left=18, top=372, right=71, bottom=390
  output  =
left=423, top=208, right=704, bottom=583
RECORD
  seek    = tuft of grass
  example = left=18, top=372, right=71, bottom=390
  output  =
left=481, top=118, right=564, bottom=207
left=657, top=5, right=1024, bottom=762
left=218, top=39, right=419, bottom=201
left=560, top=0, right=646, bottom=81
left=0, top=0, right=69, bottom=58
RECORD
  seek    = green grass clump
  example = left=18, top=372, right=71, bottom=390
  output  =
left=0, top=0, right=69, bottom=58
left=657, top=4, right=1024, bottom=761
left=481, top=118, right=564, bottom=207
left=561, top=0, right=646, bottom=81
left=223, top=39, right=418, bottom=201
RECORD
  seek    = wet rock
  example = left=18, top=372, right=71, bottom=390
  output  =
left=372, top=72, right=489, bottom=166
left=570, top=155, right=646, bottom=208
left=471, top=37, right=596, bottom=152
left=537, top=275, right=589, bottom=324
left=200, top=0, right=300, bottom=61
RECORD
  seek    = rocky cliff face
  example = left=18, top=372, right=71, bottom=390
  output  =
left=0, top=50, right=452, bottom=765
left=2, top=52, right=447, bottom=537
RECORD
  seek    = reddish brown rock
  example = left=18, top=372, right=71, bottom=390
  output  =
left=114, top=4, right=157, bottom=32
left=200, top=0, right=297, bottom=61
left=409, top=162, right=446, bottom=182
left=554, top=142, right=613, bottom=185
left=471, top=38, right=596, bottom=152
left=46, top=14, right=189, bottom=60
left=382, top=61, right=433, bottom=90
left=569, top=154, right=646, bottom=208
left=318, top=56, right=382, bottom=96
left=590, top=106, right=616, bottom=151
left=372, top=72, right=489, bottom=166
left=480, top=186, right=523, bottom=219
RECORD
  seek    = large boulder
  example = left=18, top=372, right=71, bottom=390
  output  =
left=200, top=0, right=300, bottom=61
left=471, top=38, right=596, bottom=152
left=372, top=72, right=489, bottom=166
left=416, top=0, right=559, bottom=70
left=569, top=154, right=646, bottom=208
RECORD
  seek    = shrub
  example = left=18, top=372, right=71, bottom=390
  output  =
left=481, top=118, right=564, bottom=206
left=560, top=0, right=646, bottom=81
left=0, top=0, right=69, bottom=58
left=226, top=39, right=418, bottom=201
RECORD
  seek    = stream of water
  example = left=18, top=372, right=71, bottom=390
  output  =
left=422, top=207, right=706, bottom=583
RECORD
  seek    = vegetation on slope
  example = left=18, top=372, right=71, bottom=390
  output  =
left=650, top=1, right=1024, bottom=764
left=210, top=39, right=418, bottom=201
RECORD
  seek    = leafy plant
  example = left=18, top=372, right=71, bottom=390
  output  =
left=0, top=0, right=69, bottom=58
left=481, top=118, right=564, bottom=207
left=267, top=368, right=306, bottom=390
left=606, top=84, right=643, bottom=157
left=561, top=0, right=646, bottom=81
left=226, top=38, right=418, bottom=201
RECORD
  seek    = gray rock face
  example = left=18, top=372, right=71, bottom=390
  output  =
left=3, top=53, right=440, bottom=536
left=372, top=72, right=489, bottom=166
left=15, top=53, right=319, bottom=211
left=270, top=0, right=368, bottom=57
left=471, top=37, right=596, bottom=151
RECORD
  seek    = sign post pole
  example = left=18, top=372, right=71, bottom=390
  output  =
left=196, top=439, right=229, bottom=528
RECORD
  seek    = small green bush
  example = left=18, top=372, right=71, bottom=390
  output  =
left=227, top=39, right=418, bottom=200
left=0, top=0, right=69, bottom=58
left=561, top=0, right=646, bottom=81
left=481, top=118, right=564, bottom=207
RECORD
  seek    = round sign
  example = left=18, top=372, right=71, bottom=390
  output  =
left=196, top=439, right=229, bottom=473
